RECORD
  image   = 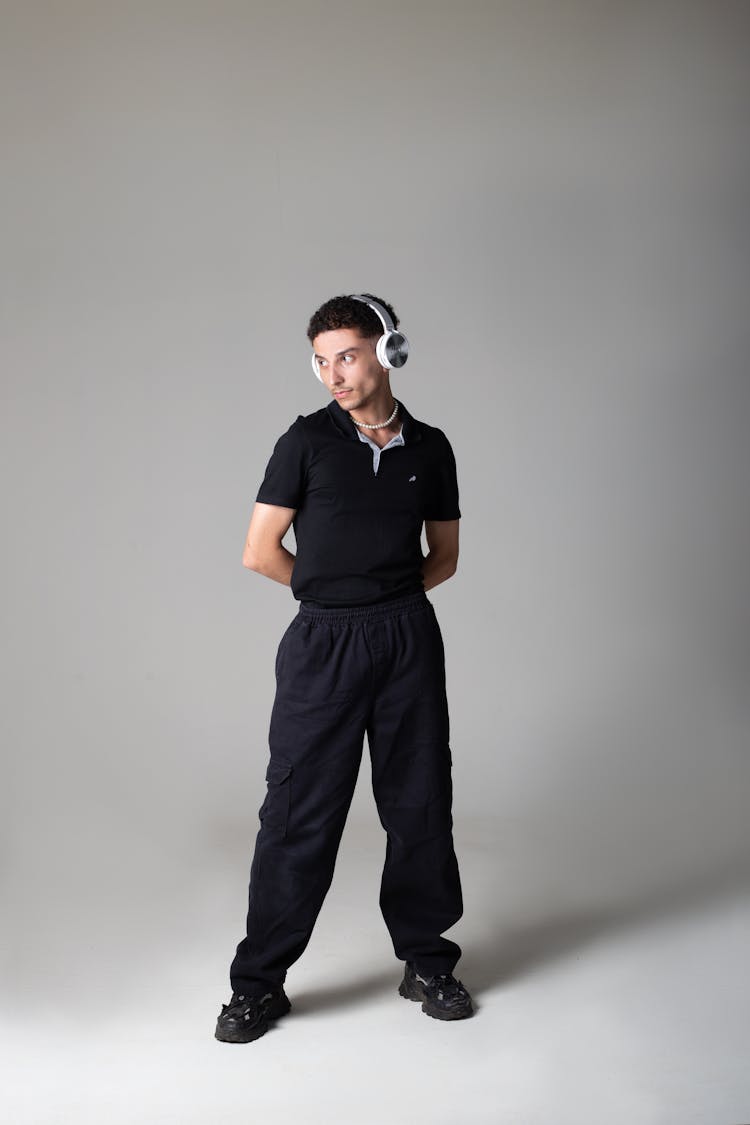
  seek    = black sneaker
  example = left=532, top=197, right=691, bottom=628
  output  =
left=398, top=962, right=474, bottom=1021
left=215, top=987, right=291, bottom=1043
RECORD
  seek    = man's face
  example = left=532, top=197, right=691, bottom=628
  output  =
left=312, top=328, right=387, bottom=415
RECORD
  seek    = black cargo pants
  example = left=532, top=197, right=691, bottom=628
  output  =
left=229, top=590, right=463, bottom=995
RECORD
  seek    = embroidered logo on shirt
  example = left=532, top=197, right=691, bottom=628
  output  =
left=409, top=475, right=417, bottom=482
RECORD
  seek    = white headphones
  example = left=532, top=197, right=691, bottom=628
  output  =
left=311, top=294, right=410, bottom=382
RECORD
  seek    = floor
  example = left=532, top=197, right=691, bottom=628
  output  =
left=4, top=822, right=750, bottom=1125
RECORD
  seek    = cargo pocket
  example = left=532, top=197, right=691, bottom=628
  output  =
left=258, top=759, right=293, bottom=837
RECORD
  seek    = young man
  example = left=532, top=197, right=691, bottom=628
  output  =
left=215, top=293, right=473, bottom=1043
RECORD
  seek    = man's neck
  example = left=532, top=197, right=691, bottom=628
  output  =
left=349, top=391, right=399, bottom=443
left=348, top=388, right=396, bottom=427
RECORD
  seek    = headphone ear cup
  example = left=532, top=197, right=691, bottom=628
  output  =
left=311, top=353, right=323, bottom=382
left=375, top=335, right=390, bottom=369
left=378, top=331, right=409, bottom=369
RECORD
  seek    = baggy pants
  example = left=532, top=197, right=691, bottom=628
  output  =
left=229, top=590, right=464, bottom=995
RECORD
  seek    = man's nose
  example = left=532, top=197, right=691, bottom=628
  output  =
left=329, top=365, right=345, bottom=385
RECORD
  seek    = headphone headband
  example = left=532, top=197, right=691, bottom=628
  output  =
left=350, top=294, right=396, bottom=335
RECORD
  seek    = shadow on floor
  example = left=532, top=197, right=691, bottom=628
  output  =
left=462, top=858, right=750, bottom=997
left=286, top=965, right=401, bottom=1015
left=271, top=858, right=750, bottom=1016
left=276, top=864, right=750, bottom=1020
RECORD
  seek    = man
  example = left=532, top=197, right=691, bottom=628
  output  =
left=215, top=293, right=473, bottom=1043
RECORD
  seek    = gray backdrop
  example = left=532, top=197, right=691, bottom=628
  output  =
left=2, top=0, right=749, bottom=1027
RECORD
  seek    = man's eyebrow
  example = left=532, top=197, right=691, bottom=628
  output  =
left=314, top=346, right=363, bottom=360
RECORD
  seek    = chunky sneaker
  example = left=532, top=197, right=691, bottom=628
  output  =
left=398, top=962, right=474, bottom=1021
left=215, top=987, right=291, bottom=1043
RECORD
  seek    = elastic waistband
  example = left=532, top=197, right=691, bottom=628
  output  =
left=299, top=590, right=429, bottom=624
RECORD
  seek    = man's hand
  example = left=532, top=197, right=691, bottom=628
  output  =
left=422, top=519, right=459, bottom=591
left=242, top=502, right=297, bottom=586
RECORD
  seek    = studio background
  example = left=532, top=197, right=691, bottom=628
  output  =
left=2, top=2, right=749, bottom=1123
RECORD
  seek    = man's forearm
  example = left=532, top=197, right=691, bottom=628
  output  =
left=422, top=552, right=457, bottom=592
left=243, top=546, right=296, bottom=586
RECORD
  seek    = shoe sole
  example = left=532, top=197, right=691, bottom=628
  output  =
left=398, top=979, right=474, bottom=1021
left=215, top=994, right=291, bottom=1043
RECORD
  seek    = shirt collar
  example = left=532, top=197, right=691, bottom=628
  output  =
left=326, top=398, right=422, bottom=443
left=356, top=427, right=405, bottom=451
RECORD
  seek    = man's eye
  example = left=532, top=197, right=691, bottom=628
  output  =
left=343, top=354, right=354, bottom=362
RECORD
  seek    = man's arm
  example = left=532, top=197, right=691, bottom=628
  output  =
left=242, top=502, right=297, bottom=586
left=422, top=519, right=459, bottom=591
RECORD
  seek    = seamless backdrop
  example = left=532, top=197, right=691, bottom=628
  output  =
left=1, top=1, right=749, bottom=1119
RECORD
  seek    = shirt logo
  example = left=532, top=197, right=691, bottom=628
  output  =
left=408, top=475, right=417, bottom=482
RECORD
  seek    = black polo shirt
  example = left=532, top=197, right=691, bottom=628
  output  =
left=255, top=399, right=461, bottom=607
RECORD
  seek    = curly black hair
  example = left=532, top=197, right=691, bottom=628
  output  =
left=306, top=293, right=400, bottom=344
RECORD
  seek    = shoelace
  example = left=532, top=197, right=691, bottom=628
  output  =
left=222, top=993, right=261, bottom=1013
left=219, top=993, right=274, bottom=1030
left=426, top=974, right=468, bottom=1002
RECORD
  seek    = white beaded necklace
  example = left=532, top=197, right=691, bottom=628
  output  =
left=350, top=399, right=399, bottom=430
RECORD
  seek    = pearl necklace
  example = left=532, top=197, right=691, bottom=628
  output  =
left=350, top=399, right=399, bottom=430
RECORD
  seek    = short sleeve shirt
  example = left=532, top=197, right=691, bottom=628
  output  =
left=256, top=399, right=460, bottom=607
